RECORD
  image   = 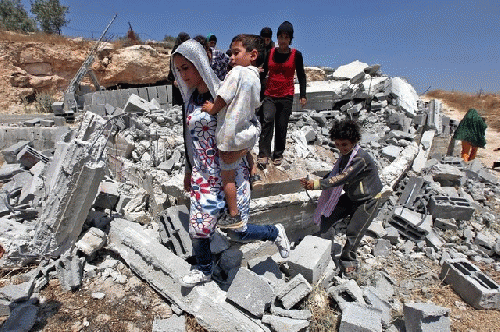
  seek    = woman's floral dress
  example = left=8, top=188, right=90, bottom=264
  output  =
left=186, top=91, right=251, bottom=239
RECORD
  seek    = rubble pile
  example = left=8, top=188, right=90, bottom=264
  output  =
left=1, top=60, right=500, bottom=331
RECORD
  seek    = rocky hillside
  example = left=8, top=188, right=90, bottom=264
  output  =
left=0, top=31, right=171, bottom=114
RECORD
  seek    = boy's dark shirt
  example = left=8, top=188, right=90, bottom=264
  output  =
left=318, top=148, right=382, bottom=202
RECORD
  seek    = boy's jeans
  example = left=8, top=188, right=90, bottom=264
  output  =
left=192, top=224, right=278, bottom=275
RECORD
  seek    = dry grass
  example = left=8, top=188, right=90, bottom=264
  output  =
left=0, top=30, right=92, bottom=47
left=426, top=90, right=500, bottom=132
left=305, top=286, right=340, bottom=331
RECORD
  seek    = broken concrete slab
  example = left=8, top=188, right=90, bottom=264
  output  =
left=328, top=279, right=366, bottom=311
left=1, top=141, right=30, bottom=164
left=0, top=299, right=39, bottom=332
left=29, top=112, right=107, bottom=259
left=107, top=218, right=268, bottom=331
left=0, top=163, right=25, bottom=182
left=332, top=60, right=368, bottom=81
left=261, top=314, right=309, bottom=332
left=56, top=252, right=85, bottom=291
left=403, top=302, right=450, bottom=332
left=152, top=314, right=185, bottom=332
left=338, top=302, right=382, bottom=332
left=412, top=130, right=436, bottom=173
left=276, top=274, right=312, bottom=310
left=227, top=267, right=275, bottom=318
left=386, top=77, right=418, bottom=116
left=75, top=227, right=107, bottom=258
left=0, top=281, right=34, bottom=303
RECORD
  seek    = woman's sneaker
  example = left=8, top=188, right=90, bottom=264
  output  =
left=274, top=223, right=290, bottom=258
left=181, top=269, right=211, bottom=287
left=218, top=212, right=245, bottom=229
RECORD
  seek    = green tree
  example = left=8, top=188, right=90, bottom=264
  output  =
left=30, top=0, right=69, bottom=34
left=0, top=0, right=37, bottom=32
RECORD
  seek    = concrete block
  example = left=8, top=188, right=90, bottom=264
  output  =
left=364, top=287, right=392, bottom=327
left=332, top=60, right=368, bottom=80
left=383, top=226, right=400, bottom=245
left=390, top=207, right=432, bottom=241
left=261, top=314, right=309, bottom=332
left=288, top=235, right=332, bottom=284
left=24, top=118, right=41, bottom=127
left=162, top=205, right=192, bottom=258
left=248, top=256, right=283, bottom=288
left=124, top=94, right=150, bottom=113
left=429, top=196, right=475, bottom=221
left=433, top=218, right=458, bottom=231
left=104, top=91, right=119, bottom=108
left=2, top=141, right=30, bottom=164
left=382, top=145, right=402, bottom=161
left=339, top=302, right=382, bottom=332
left=440, top=259, right=500, bottom=310
left=271, top=306, right=312, bottom=320
left=373, top=239, right=392, bottom=257
left=0, top=281, right=34, bottom=302
left=0, top=299, right=10, bottom=317
left=39, top=119, right=55, bottom=127
left=276, top=274, right=312, bottom=310
left=0, top=300, right=38, bottom=332
left=138, top=87, right=149, bottom=101
left=0, top=163, right=24, bottom=182
left=17, top=145, right=49, bottom=169
left=52, top=101, right=64, bottom=115
left=210, top=231, right=230, bottom=254
left=147, top=86, right=159, bottom=101
left=317, top=258, right=338, bottom=290
left=328, top=279, right=366, bottom=311
left=227, top=267, right=275, bottom=317
left=56, top=252, right=85, bottom=291
left=75, top=227, right=107, bottom=258
left=157, top=85, right=168, bottom=104
left=152, top=314, right=185, bottom=332
left=403, top=302, right=450, bottom=332
left=220, top=247, right=243, bottom=272
left=93, top=180, right=120, bottom=211
left=1, top=171, right=32, bottom=194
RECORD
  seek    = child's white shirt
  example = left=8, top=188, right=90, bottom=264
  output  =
left=216, top=65, right=261, bottom=152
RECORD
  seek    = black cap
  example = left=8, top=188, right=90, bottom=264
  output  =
left=277, top=21, right=293, bottom=39
left=177, top=32, right=190, bottom=44
left=260, top=27, right=272, bottom=38
left=207, top=34, right=217, bottom=42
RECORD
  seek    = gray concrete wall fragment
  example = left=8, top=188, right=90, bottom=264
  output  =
left=287, top=235, right=332, bottom=284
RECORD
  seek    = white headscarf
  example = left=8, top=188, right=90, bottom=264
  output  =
left=171, top=39, right=221, bottom=103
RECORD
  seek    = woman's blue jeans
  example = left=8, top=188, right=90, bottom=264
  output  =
left=192, top=224, right=278, bottom=275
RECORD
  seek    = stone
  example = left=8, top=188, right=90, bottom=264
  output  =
left=75, top=227, right=107, bottom=258
left=403, top=302, right=450, bottom=332
left=339, top=303, right=382, bottom=332
left=276, top=274, right=312, bottom=310
left=226, top=267, right=275, bottom=318
left=328, top=279, right=366, bottom=311
left=288, top=236, right=332, bottom=284
left=152, top=315, right=185, bottom=332
left=261, top=315, right=309, bottom=332
left=2, top=141, right=30, bottom=164
left=332, top=60, right=368, bottom=80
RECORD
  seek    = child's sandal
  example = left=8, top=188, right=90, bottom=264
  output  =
left=257, top=157, right=269, bottom=169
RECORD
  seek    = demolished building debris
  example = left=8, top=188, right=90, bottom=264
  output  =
left=1, top=60, right=500, bottom=331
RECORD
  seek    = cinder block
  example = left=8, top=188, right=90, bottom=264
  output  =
left=147, top=86, right=158, bottom=101
left=138, top=88, right=149, bottom=101
left=157, top=85, right=168, bottom=104
left=276, top=274, right=312, bottom=310
left=429, top=196, right=474, bottom=221
left=226, top=267, right=274, bottom=318
left=339, top=303, right=382, bottom=332
left=288, top=235, right=332, bottom=284
left=390, top=207, right=432, bottom=241
left=152, top=314, right=185, bottom=332
left=403, top=302, right=450, bottom=332
left=328, top=279, right=366, bottom=311
left=440, top=259, right=500, bottom=310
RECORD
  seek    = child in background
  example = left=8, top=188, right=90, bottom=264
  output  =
left=202, top=34, right=263, bottom=229
left=300, top=120, right=383, bottom=278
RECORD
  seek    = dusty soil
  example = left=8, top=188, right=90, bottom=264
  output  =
left=421, top=95, right=500, bottom=170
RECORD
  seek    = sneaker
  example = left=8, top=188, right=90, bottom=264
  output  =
left=274, top=223, right=290, bottom=258
left=218, top=212, right=245, bottom=229
left=181, top=269, right=211, bottom=287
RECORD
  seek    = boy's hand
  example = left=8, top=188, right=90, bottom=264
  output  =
left=300, top=178, right=314, bottom=190
left=300, top=98, right=307, bottom=107
left=202, top=101, right=214, bottom=113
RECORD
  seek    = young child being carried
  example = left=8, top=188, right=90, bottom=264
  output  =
left=201, top=34, right=264, bottom=229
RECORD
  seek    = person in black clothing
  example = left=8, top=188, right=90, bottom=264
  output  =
left=258, top=27, right=275, bottom=100
left=257, top=21, right=307, bottom=168
left=167, top=32, right=190, bottom=106
left=300, top=120, right=383, bottom=278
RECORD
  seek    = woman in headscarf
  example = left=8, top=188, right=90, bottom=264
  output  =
left=453, top=108, right=487, bottom=162
left=171, top=40, right=290, bottom=288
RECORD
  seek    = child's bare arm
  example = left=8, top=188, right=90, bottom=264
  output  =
left=202, top=96, right=227, bottom=115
